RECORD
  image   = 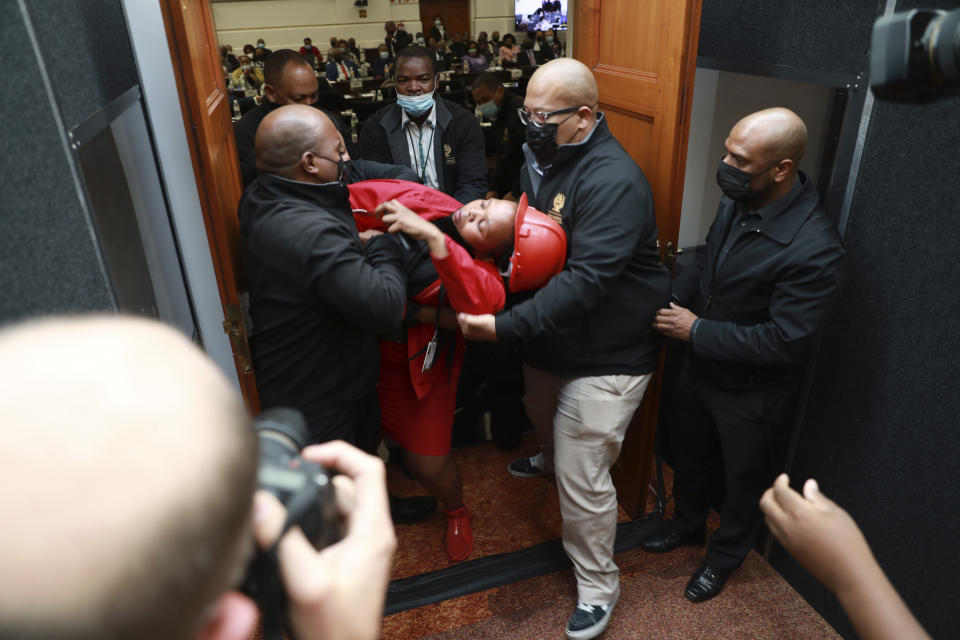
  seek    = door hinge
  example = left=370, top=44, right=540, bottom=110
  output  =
left=222, top=303, right=254, bottom=374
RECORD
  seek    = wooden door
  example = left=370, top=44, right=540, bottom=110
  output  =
left=160, top=0, right=260, bottom=413
left=574, top=0, right=702, bottom=516
left=419, top=0, right=471, bottom=41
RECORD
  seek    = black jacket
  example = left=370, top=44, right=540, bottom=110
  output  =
left=489, top=90, right=526, bottom=198
left=672, top=172, right=846, bottom=386
left=234, top=98, right=418, bottom=187
left=386, top=30, right=412, bottom=57
left=238, top=173, right=407, bottom=428
left=359, top=97, right=487, bottom=204
left=495, top=115, right=671, bottom=376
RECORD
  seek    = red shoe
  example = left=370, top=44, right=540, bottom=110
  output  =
left=444, top=505, right=473, bottom=562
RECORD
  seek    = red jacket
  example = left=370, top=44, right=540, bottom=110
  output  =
left=348, top=180, right=505, bottom=398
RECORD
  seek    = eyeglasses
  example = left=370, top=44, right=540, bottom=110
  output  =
left=517, top=105, right=583, bottom=127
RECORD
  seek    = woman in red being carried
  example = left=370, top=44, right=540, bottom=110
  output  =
left=348, top=179, right=566, bottom=562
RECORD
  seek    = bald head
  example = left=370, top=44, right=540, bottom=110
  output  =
left=528, top=58, right=599, bottom=110
left=732, top=107, right=807, bottom=168
left=0, top=315, right=256, bottom=639
left=256, top=104, right=337, bottom=178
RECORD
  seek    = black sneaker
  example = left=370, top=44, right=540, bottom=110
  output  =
left=508, top=454, right=546, bottom=478
left=565, top=601, right=615, bottom=640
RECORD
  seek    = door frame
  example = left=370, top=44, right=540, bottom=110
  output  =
left=120, top=0, right=239, bottom=388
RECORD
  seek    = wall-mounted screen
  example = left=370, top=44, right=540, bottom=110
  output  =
left=515, top=0, right=567, bottom=32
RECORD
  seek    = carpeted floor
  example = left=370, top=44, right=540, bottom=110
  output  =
left=382, top=544, right=841, bottom=639
left=383, top=435, right=841, bottom=639
left=388, top=434, right=631, bottom=580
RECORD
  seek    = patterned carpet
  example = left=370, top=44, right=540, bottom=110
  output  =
left=382, top=545, right=840, bottom=639
left=382, top=436, right=841, bottom=640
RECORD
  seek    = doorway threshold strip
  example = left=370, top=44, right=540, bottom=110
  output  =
left=384, top=515, right=662, bottom=615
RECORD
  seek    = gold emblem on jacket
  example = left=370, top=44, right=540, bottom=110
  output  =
left=443, top=144, right=456, bottom=165
left=548, top=193, right=565, bottom=224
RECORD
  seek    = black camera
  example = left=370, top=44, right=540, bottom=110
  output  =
left=242, top=408, right=341, bottom=640
left=871, top=8, right=960, bottom=101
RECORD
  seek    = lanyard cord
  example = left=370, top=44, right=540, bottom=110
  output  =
left=407, top=121, right=435, bottom=181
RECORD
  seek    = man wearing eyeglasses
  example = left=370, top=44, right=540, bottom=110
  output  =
left=458, top=58, right=670, bottom=640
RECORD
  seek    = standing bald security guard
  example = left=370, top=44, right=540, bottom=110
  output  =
left=458, top=59, right=670, bottom=640
left=642, top=108, right=846, bottom=603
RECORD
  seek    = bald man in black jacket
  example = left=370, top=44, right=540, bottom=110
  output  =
left=643, top=107, right=846, bottom=604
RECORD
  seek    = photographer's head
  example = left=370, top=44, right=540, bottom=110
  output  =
left=0, top=316, right=258, bottom=640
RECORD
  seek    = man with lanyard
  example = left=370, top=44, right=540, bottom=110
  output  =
left=458, top=58, right=670, bottom=640
left=359, top=46, right=487, bottom=204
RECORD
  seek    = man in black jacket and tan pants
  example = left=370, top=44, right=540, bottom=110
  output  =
left=643, top=108, right=846, bottom=603
left=458, top=59, right=670, bottom=640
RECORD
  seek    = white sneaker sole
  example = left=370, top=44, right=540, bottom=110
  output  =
left=565, top=589, right=620, bottom=640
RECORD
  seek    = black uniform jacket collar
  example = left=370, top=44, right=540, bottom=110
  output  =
left=255, top=171, right=349, bottom=209
left=548, top=113, right=610, bottom=171
left=719, top=172, right=819, bottom=246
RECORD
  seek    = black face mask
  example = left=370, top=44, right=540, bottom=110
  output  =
left=715, top=158, right=775, bottom=201
left=525, top=111, right=580, bottom=168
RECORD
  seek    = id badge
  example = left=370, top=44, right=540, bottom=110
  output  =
left=421, top=331, right=439, bottom=373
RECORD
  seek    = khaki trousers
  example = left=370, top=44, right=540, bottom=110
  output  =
left=523, top=364, right=651, bottom=604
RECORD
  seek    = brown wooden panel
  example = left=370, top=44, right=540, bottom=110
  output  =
left=597, top=0, right=661, bottom=73
left=161, top=0, right=260, bottom=412
left=576, top=0, right=702, bottom=517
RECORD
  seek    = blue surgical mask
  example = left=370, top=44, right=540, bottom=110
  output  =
left=257, top=42, right=265, bottom=48
left=397, top=90, right=435, bottom=117
left=546, top=36, right=554, bottom=43
left=478, top=100, right=499, bottom=120
left=380, top=51, right=389, bottom=59
left=435, top=20, right=443, bottom=26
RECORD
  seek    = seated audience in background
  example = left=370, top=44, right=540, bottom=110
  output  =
left=242, top=43, right=256, bottom=59
left=430, top=39, right=451, bottom=72
left=449, top=33, right=467, bottom=59
left=328, top=36, right=339, bottom=52
left=385, top=20, right=412, bottom=57
left=490, top=30, right=501, bottom=51
left=463, top=41, right=488, bottom=72
left=518, top=37, right=538, bottom=67
left=429, top=15, right=446, bottom=44
left=253, top=38, right=272, bottom=63
left=372, top=44, right=394, bottom=80
left=546, top=29, right=563, bottom=57
left=299, top=37, right=322, bottom=66
left=235, top=50, right=411, bottom=186
left=220, top=44, right=240, bottom=73
left=347, top=37, right=362, bottom=61
left=230, top=55, right=264, bottom=92
left=761, top=475, right=931, bottom=640
left=338, top=39, right=360, bottom=66
left=325, top=47, right=359, bottom=80
left=476, top=35, right=492, bottom=57
left=0, top=315, right=395, bottom=640
left=348, top=179, right=567, bottom=563
left=415, top=32, right=426, bottom=46
left=471, top=73, right=524, bottom=199
left=360, top=47, right=487, bottom=203
left=641, top=107, right=845, bottom=603
left=498, top=33, right=518, bottom=64
left=536, top=30, right=557, bottom=62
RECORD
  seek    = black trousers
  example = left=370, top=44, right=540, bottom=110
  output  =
left=307, top=390, right=382, bottom=455
left=670, top=366, right=798, bottom=572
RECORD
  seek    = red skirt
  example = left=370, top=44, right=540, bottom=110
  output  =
left=378, top=339, right=464, bottom=456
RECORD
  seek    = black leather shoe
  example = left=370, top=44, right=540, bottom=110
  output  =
left=638, top=522, right=705, bottom=554
left=389, top=494, right=438, bottom=524
left=684, top=564, right=729, bottom=602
